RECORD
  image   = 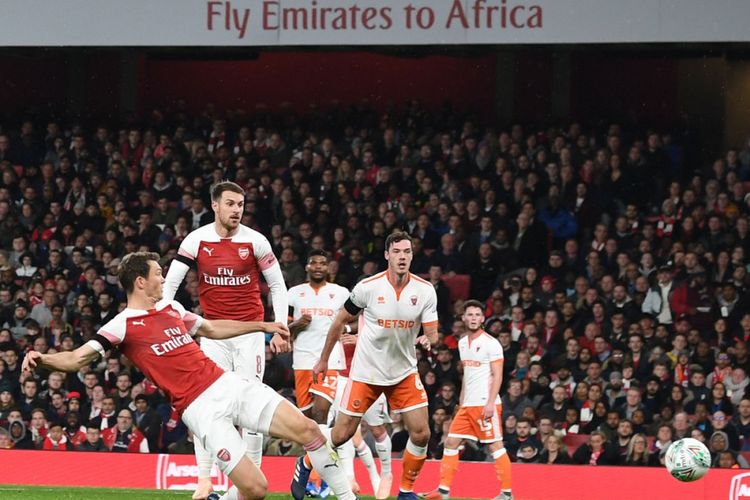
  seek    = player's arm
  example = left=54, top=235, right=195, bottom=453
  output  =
left=483, top=358, right=504, bottom=421
left=419, top=288, right=440, bottom=348
left=288, top=307, right=312, bottom=340
left=319, top=307, right=357, bottom=363
left=257, top=241, right=289, bottom=326
left=23, top=338, right=105, bottom=373
left=312, top=303, right=359, bottom=382
left=162, top=239, right=195, bottom=301
left=197, top=319, right=290, bottom=341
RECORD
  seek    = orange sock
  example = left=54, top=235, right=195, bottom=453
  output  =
left=310, top=468, right=321, bottom=486
left=492, top=447, right=512, bottom=491
left=304, top=454, right=312, bottom=468
left=438, top=448, right=460, bottom=491
left=400, top=440, right=428, bottom=493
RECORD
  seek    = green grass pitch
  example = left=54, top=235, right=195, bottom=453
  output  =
left=0, top=486, right=481, bottom=499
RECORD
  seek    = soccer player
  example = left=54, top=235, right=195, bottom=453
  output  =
left=288, top=250, right=349, bottom=423
left=163, top=181, right=288, bottom=499
left=289, top=250, right=378, bottom=496
left=306, top=231, right=438, bottom=500
left=22, top=252, right=357, bottom=500
left=420, top=300, right=512, bottom=500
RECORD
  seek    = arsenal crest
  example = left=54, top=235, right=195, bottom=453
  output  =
left=216, top=448, right=231, bottom=462
left=410, top=295, right=418, bottom=306
left=238, top=247, right=249, bottom=260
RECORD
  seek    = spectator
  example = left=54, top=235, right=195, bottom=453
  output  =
left=63, top=411, right=86, bottom=448
left=133, top=394, right=162, bottom=452
left=506, top=417, right=541, bottom=461
left=538, top=434, right=571, bottom=464
left=432, top=346, right=459, bottom=387
left=572, top=430, right=619, bottom=465
left=77, top=423, right=108, bottom=452
left=430, top=382, right=458, bottom=416
left=621, top=433, right=657, bottom=466
left=502, top=379, right=533, bottom=421
left=709, top=431, right=749, bottom=467
left=8, top=418, right=34, bottom=450
left=102, top=408, right=149, bottom=453
left=42, top=421, right=73, bottom=451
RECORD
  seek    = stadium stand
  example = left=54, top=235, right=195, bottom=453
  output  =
left=0, top=102, right=749, bottom=473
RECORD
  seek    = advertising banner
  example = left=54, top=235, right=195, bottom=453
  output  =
left=0, top=0, right=749, bottom=46
left=0, top=449, right=748, bottom=499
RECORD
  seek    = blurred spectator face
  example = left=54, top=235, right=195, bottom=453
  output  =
left=718, top=452, right=737, bottom=468
left=86, top=427, right=101, bottom=445
left=617, top=420, right=633, bottom=439
left=628, top=335, right=643, bottom=354
left=516, top=420, right=531, bottom=438
left=116, top=410, right=133, bottom=432
left=432, top=408, right=447, bottom=427
left=606, top=411, right=620, bottom=429
left=552, top=386, right=566, bottom=404
left=508, top=380, right=522, bottom=398
left=712, top=411, right=728, bottom=430
left=739, top=399, right=750, bottom=419
left=50, top=392, right=65, bottom=410
left=31, top=411, right=46, bottom=430
left=626, top=389, right=641, bottom=407
left=691, top=429, right=705, bottom=442
left=587, top=362, right=602, bottom=380
left=439, top=384, right=455, bottom=401
left=101, top=398, right=115, bottom=415
left=565, top=338, right=579, bottom=358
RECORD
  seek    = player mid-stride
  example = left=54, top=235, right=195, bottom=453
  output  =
left=23, top=252, right=357, bottom=500
left=303, top=231, right=439, bottom=500
left=420, top=300, right=512, bottom=500
left=163, top=181, right=289, bottom=499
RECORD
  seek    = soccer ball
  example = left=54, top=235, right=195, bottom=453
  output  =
left=665, top=438, right=711, bottom=482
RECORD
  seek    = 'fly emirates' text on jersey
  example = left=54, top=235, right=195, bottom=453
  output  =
left=177, top=224, right=277, bottom=321
left=95, top=300, right=223, bottom=414
left=348, top=272, right=438, bottom=385
left=458, top=331, right=504, bottom=407
left=288, top=282, right=348, bottom=370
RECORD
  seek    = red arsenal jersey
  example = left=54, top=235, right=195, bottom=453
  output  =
left=97, top=300, right=223, bottom=414
left=176, top=224, right=277, bottom=321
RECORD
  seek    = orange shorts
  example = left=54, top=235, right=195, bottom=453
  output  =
left=447, top=404, right=503, bottom=443
left=294, top=369, right=339, bottom=411
left=340, top=372, right=428, bottom=417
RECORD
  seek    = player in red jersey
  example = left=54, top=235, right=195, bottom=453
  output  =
left=163, top=181, right=288, bottom=499
left=23, top=252, right=357, bottom=500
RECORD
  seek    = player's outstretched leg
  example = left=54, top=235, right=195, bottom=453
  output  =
left=193, top=436, right=216, bottom=500
left=397, top=407, right=430, bottom=500
left=268, top=399, right=357, bottom=500
left=222, top=456, right=268, bottom=499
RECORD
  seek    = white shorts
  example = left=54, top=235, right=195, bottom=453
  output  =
left=332, top=375, right=391, bottom=427
left=201, top=334, right=266, bottom=382
left=182, top=372, right=282, bottom=475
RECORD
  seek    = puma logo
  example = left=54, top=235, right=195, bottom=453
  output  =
left=202, top=247, right=214, bottom=257
left=132, top=320, right=145, bottom=326
left=324, top=463, right=339, bottom=469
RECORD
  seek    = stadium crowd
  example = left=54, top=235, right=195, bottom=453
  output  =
left=0, top=103, right=750, bottom=471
